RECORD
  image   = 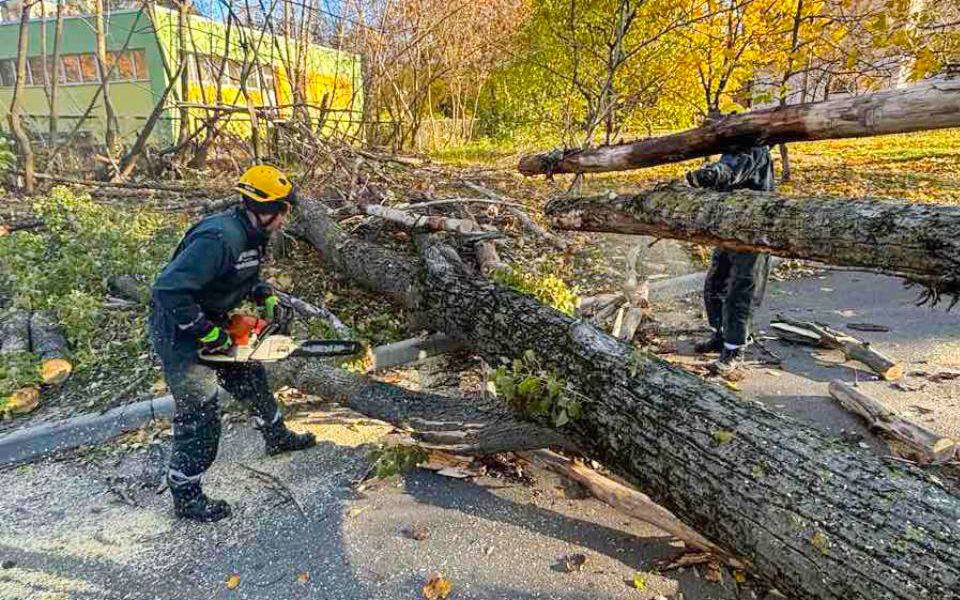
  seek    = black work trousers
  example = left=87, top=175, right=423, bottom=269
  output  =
left=703, top=249, right=770, bottom=347
left=149, top=307, right=280, bottom=479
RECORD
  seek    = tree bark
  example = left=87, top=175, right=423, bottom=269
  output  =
left=828, top=381, right=958, bottom=464
left=0, top=310, right=30, bottom=355
left=296, top=195, right=960, bottom=599
left=7, top=0, right=35, bottom=194
left=518, top=78, right=960, bottom=175
left=93, top=0, right=118, bottom=152
left=544, top=183, right=960, bottom=301
left=48, top=0, right=63, bottom=144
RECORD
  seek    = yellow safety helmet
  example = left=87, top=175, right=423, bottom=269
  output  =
left=235, top=165, right=297, bottom=214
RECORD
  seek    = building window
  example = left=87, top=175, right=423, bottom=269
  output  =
left=78, top=54, right=99, bottom=83
left=0, top=50, right=150, bottom=88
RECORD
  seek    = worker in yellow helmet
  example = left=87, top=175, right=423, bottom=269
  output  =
left=149, top=165, right=314, bottom=522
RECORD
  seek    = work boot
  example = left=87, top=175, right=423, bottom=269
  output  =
left=711, top=347, right=745, bottom=375
left=693, top=334, right=724, bottom=354
left=168, top=472, right=231, bottom=523
left=263, top=423, right=316, bottom=456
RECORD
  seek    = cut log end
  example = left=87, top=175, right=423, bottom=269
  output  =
left=40, top=358, right=73, bottom=386
left=882, top=364, right=904, bottom=381
left=6, top=386, right=40, bottom=415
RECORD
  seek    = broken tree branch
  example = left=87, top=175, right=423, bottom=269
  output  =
left=771, top=317, right=903, bottom=381
left=828, top=381, right=958, bottom=464
left=361, top=204, right=480, bottom=235
left=522, top=449, right=733, bottom=560
left=463, top=181, right=569, bottom=250
left=520, top=78, right=960, bottom=175
left=545, top=182, right=960, bottom=303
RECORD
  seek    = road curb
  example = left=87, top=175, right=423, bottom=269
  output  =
left=0, top=395, right=174, bottom=468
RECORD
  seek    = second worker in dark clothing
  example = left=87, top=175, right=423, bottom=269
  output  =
left=685, top=145, right=775, bottom=373
left=150, top=165, right=315, bottom=523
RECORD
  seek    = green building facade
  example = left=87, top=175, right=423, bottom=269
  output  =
left=0, top=6, right=362, bottom=147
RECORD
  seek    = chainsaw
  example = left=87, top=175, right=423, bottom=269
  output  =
left=198, top=306, right=362, bottom=364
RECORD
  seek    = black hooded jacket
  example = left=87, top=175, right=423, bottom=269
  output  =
left=685, top=145, right=775, bottom=193
left=151, top=206, right=270, bottom=336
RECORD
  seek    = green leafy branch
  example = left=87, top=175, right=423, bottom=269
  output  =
left=490, top=350, right=584, bottom=428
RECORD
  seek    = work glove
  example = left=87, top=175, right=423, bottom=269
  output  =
left=198, top=325, right=233, bottom=354
left=262, top=294, right=281, bottom=321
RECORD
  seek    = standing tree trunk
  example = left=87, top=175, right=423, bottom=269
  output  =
left=175, top=0, right=191, bottom=151
left=518, top=78, right=960, bottom=176
left=544, top=183, right=960, bottom=300
left=48, top=0, right=64, bottom=145
left=7, top=0, right=35, bottom=194
left=294, top=196, right=960, bottom=599
left=93, top=0, right=118, bottom=153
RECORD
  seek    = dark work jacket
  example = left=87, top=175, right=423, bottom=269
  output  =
left=686, top=146, right=776, bottom=192
left=151, top=206, right=270, bottom=336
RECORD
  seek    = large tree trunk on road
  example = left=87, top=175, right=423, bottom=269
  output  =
left=545, top=183, right=960, bottom=301
left=519, top=78, right=960, bottom=175
left=298, top=196, right=960, bottom=599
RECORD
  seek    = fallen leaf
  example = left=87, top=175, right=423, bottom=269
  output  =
left=296, top=572, right=309, bottom=584
left=225, top=574, right=241, bottom=590
left=403, top=523, right=430, bottom=541
left=733, top=569, right=747, bottom=584
left=631, top=572, right=647, bottom=590
left=721, top=380, right=740, bottom=391
left=347, top=506, right=368, bottom=518
left=560, top=553, right=587, bottom=573
left=703, top=560, right=723, bottom=583
left=712, top=430, right=735, bottom=445
left=422, top=573, right=452, bottom=599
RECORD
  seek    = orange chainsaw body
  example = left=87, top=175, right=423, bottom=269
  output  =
left=225, top=314, right=269, bottom=347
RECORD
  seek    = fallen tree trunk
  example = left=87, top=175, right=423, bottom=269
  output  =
left=771, top=318, right=903, bottom=381
left=545, top=183, right=960, bottom=301
left=298, top=195, right=960, bottom=599
left=519, top=78, right=960, bottom=175
left=828, top=381, right=959, bottom=464
left=29, top=310, right=72, bottom=385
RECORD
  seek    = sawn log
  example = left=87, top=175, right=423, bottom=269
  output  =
left=297, top=195, right=960, bottom=599
left=828, top=380, right=958, bottom=464
left=519, top=78, right=960, bottom=175
left=29, top=310, right=72, bottom=385
left=544, top=183, right=960, bottom=301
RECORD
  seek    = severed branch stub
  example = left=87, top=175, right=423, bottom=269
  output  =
left=771, top=317, right=902, bottom=380
left=828, top=381, right=958, bottom=464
